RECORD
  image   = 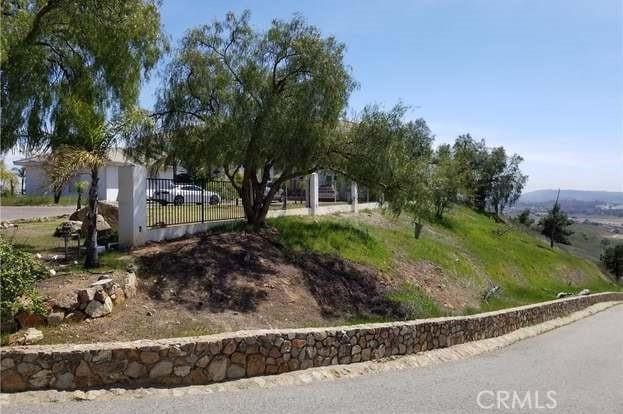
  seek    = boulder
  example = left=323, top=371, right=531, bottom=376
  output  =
left=49, top=292, right=79, bottom=312
left=8, top=328, right=44, bottom=345
left=91, top=277, right=114, bottom=292
left=69, top=202, right=118, bottom=232
left=78, top=214, right=112, bottom=233
left=85, top=296, right=113, bottom=318
left=110, top=290, right=126, bottom=305
left=556, top=292, right=572, bottom=299
left=77, top=288, right=97, bottom=305
left=94, top=289, right=110, bottom=304
left=53, top=221, right=82, bottom=237
left=577, top=288, right=590, bottom=296
left=124, top=272, right=137, bottom=298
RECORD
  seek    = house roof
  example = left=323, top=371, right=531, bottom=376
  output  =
left=14, top=148, right=134, bottom=167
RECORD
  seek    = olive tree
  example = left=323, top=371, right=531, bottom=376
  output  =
left=148, top=11, right=355, bottom=227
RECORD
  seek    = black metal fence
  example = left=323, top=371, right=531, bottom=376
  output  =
left=147, top=178, right=244, bottom=227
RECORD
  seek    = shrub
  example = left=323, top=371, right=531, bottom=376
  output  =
left=516, top=209, right=534, bottom=227
left=0, top=236, right=47, bottom=320
left=601, top=243, right=623, bottom=280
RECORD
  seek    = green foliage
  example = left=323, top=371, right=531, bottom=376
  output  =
left=452, top=135, right=526, bottom=213
left=0, top=236, right=46, bottom=320
left=516, top=209, right=534, bottom=227
left=2, top=1, right=165, bottom=267
left=539, top=200, right=574, bottom=247
left=0, top=160, right=18, bottom=195
left=144, top=11, right=355, bottom=226
left=336, top=104, right=434, bottom=225
left=601, top=243, right=623, bottom=280
left=429, top=144, right=459, bottom=219
left=1, top=0, right=166, bottom=152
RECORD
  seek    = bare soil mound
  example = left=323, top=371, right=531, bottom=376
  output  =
left=134, top=231, right=404, bottom=320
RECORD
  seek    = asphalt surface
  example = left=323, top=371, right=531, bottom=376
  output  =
left=0, top=206, right=75, bottom=221
left=6, top=305, right=623, bottom=414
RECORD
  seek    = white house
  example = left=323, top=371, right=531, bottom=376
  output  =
left=14, top=149, right=177, bottom=203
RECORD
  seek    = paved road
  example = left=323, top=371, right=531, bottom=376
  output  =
left=0, top=206, right=75, bottom=221
left=6, top=305, right=623, bottom=414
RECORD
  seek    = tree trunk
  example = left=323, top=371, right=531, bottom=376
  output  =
left=76, top=192, right=82, bottom=211
left=84, top=167, right=99, bottom=268
left=240, top=171, right=279, bottom=228
left=53, top=185, right=62, bottom=204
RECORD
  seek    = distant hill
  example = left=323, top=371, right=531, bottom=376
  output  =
left=520, top=190, right=623, bottom=204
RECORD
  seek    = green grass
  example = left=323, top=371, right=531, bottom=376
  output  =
left=436, top=208, right=615, bottom=304
left=271, top=207, right=620, bottom=315
left=386, top=283, right=446, bottom=318
left=0, top=220, right=65, bottom=253
left=271, top=216, right=392, bottom=269
left=1, top=194, right=78, bottom=206
left=1, top=219, right=130, bottom=271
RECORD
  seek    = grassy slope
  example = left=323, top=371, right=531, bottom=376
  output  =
left=271, top=207, right=618, bottom=317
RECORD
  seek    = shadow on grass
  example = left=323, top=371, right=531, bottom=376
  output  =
left=291, top=251, right=406, bottom=319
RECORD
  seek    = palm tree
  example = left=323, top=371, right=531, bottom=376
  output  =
left=46, top=107, right=153, bottom=268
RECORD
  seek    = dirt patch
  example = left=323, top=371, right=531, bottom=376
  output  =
left=394, top=261, right=481, bottom=311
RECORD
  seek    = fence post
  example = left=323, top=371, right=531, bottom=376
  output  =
left=201, top=184, right=205, bottom=223
left=118, top=165, right=147, bottom=248
left=351, top=181, right=359, bottom=213
left=309, top=172, right=319, bottom=216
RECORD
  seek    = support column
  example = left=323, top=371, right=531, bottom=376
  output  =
left=118, top=165, right=147, bottom=248
left=309, top=173, right=319, bottom=215
left=351, top=181, right=359, bottom=213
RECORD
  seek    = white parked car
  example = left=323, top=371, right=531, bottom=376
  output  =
left=149, top=183, right=220, bottom=206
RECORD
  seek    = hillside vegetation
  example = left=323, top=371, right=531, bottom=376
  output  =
left=20, top=207, right=620, bottom=345
left=272, top=207, right=618, bottom=316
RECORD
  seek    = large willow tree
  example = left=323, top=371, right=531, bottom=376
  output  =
left=1, top=0, right=165, bottom=267
left=147, top=11, right=355, bottom=226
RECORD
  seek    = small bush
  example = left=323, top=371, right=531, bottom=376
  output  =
left=0, top=236, right=47, bottom=320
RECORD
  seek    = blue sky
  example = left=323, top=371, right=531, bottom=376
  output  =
left=7, top=0, right=623, bottom=191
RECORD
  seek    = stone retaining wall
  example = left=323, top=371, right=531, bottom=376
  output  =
left=1, top=292, right=621, bottom=392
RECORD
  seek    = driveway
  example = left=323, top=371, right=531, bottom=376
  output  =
left=5, top=304, right=622, bottom=413
left=0, top=206, right=75, bottom=221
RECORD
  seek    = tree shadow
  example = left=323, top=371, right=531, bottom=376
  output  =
left=136, top=232, right=279, bottom=312
left=290, top=251, right=406, bottom=319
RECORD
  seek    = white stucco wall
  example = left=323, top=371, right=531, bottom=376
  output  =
left=97, top=165, right=120, bottom=202
left=23, top=165, right=113, bottom=200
